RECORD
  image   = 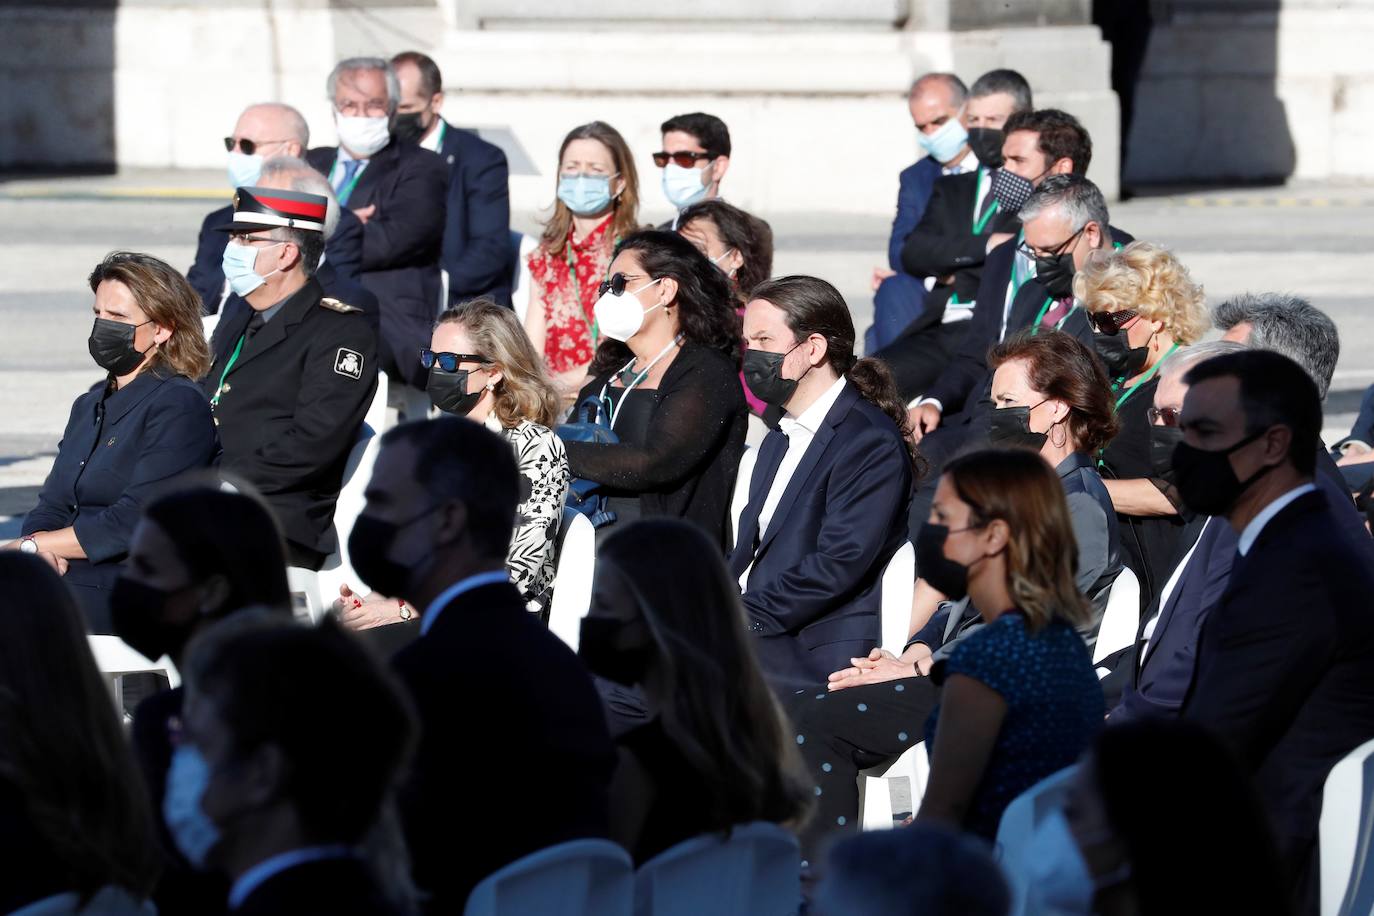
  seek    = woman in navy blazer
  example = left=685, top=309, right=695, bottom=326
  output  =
left=10, top=252, right=219, bottom=632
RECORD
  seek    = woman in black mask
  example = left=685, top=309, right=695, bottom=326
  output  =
left=576, top=518, right=814, bottom=864
left=1076, top=243, right=1209, bottom=610
left=5, top=252, right=219, bottom=632
left=336, top=298, right=569, bottom=625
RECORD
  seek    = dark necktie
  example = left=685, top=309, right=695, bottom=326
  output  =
left=1040, top=298, right=1074, bottom=329
left=975, top=182, right=996, bottom=226
left=246, top=311, right=266, bottom=338
left=335, top=159, right=362, bottom=205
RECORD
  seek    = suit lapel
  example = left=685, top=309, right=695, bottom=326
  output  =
left=211, top=303, right=253, bottom=366
left=228, top=280, right=321, bottom=375
left=1008, top=276, right=1051, bottom=331
left=730, top=429, right=789, bottom=578
left=348, top=142, right=396, bottom=208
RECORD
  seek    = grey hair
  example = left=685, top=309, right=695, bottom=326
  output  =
left=1019, top=174, right=1112, bottom=244
left=1212, top=293, right=1340, bottom=398
left=242, top=102, right=310, bottom=148
left=1159, top=340, right=1249, bottom=384
left=327, top=57, right=401, bottom=116
left=970, top=68, right=1033, bottom=113
left=259, top=155, right=342, bottom=240
left=910, top=72, right=968, bottom=106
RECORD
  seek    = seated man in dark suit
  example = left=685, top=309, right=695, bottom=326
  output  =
left=732, top=276, right=915, bottom=695
left=875, top=69, right=1033, bottom=397
left=348, top=417, right=615, bottom=914
left=307, top=56, right=448, bottom=412
left=1176, top=350, right=1374, bottom=914
left=391, top=51, right=512, bottom=307
left=166, top=616, right=415, bottom=916
left=188, top=102, right=310, bottom=314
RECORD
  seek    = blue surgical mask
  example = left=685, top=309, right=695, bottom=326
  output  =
left=916, top=116, right=969, bottom=165
left=558, top=174, right=615, bottom=216
left=1025, top=808, right=1097, bottom=915
left=163, top=746, right=221, bottom=869
left=662, top=161, right=709, bottom=209
left=226, top=151, right=263, bottom=189
left=221, top=240, right=282, bottom=297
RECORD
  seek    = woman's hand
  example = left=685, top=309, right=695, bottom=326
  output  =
left=828, top=647, right=919, bottom=691
left=334, top=583, right=407, bottom=630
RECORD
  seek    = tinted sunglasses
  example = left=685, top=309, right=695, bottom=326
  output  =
left=1147, top=406, right=1182, bottom=427
left=652, top=150, right=715, bottom=168
left=1088, top=309, right=1139, bottom=336
left=223, top=136, right=289, bottom=155
left=420, top=349, right=492, bottom=373
left=597, top=272, right=651, bottom=298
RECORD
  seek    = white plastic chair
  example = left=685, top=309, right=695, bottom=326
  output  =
left=548, top=510, right=596, bottom=650
left=1094, top=566, right=1140, bottom=667
left=509, top=230, right=539, bottom=324
left=994, top=765, right=1079, bottom=916
left=364, top=370, right=390, bottom=436
left=729, top=446, right=758, bottom=551
left=879, top=541, right=915, bottom=654
left=1320, top=736, right=1374, bottom=916
left=8, top=886, right=157, bottom=915
left=859, top=741, right=930, bottom=830
left=201, top=311, right=222, bottom=343
left=634, top=822, right=801, bottom=916
left=463, top=838, right=632, bottom=916
left=87, top=636, right=179, bottom=712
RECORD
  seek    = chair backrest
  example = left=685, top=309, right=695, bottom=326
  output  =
left=7, top=886, right=157, bottom=916
left=463, top=838, right=633, bottom=916
left=548, top=508, right=596, bottom=651
left=509, top=230, right=539, bottom=323
left=879, top=541, right=916, bottom=655
left=1320, top=736, right=1374, bottom=916
left=363, top=370, right=390, bottom=437
left=634, top=822, right=800, bottom=916
left=1093, top=565, right=1140, bottom=664
left=87, top=636, right=179, bottom=712
left=994, top=765, right=1079, bottom=916
left=729, top=446, right=758, bottom=550
left=313, top=431, right=383, bottom=611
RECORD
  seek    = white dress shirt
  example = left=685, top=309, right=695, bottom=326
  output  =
left=420, top=119, right=447, bottom=154
left=1237, top=483, right=1318, bottom=557
left=739, top=376, right=848, bottom=590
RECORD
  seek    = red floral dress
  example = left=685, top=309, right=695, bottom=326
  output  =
left=527, top=216, right=615, bottom=374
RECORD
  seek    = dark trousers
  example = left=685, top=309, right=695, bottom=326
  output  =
left=787, top=676, right=940, bottom=865
left=874, top=321, right=970, bottom=404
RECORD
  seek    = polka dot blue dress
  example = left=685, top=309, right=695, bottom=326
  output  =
left=924, top=610, right=1104, bottom=839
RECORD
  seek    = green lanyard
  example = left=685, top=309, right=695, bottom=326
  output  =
left=210, top=333, right=246, bottom=409
left=971, top=168, right=1000, bottom=235
left=1112, top=342, right=1180, bottom=411
left=565, top=231, right=620, bottom=344
left=333, top=159, right=366, bottom=206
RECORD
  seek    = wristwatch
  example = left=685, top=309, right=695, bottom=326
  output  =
left=398, top=599, right=412, bottom=621
left=18, top=536, right=38, bottom=555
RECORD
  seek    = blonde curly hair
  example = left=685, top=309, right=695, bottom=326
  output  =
left=1073, top=241, right=1209, bottom=345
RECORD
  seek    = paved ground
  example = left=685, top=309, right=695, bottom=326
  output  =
left=3, top=169, right=1373, bottom=540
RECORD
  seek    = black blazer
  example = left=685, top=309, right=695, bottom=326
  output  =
left=230, top=857, right=401, bottom=916
left=898, top=168, right=1020, bottom=319
left=306, top=142, right=447, bottom=389
left=565, top=343, right=748, bottom=551
left=391, top=580, right=615, bottom=913
left=202, top=278, right=377, bottom=562
left=23, top=370, right=219, bottom=632
left=432, top=121, right=513, bottom=306
left=1183, top=489, right=1374, bottom=908
left=730, top=383, right=913, bottom=694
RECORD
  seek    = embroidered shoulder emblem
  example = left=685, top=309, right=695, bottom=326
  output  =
left=321, top=297, right=363, bottom=314
left=334, top=348, right=364, bottom=379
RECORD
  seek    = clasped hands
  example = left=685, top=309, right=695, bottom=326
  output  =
left=826, top=642, right=934, bottom=691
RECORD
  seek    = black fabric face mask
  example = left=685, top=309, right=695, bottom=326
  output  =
left=1093, top=332, right=1150, bottom=379
left=990, top=168, right=1035, bottom=214
left=427, top=367, right=483, bottom=416
left=109, top=577, right=198, bottom=661
left=742, top=344, right=805, bottom=408
left=89, top=317, right=152, bottom=376
left=1149, top=424, right=1185, bottom=484
left=1035, top=252, right=1078, bottom=301
left=967, top=128, right=1005, bottom=169
left=392, top=112, right=428, bottom=145
left=578, top=616, right=653, bottom=687
left=1171, top=428, right=1276, bottom=517
left=347, top=506, right=438, bottom=601
left=914, top=522, right=972, bottom=601
left=988, top=403, right=1049, bottom=452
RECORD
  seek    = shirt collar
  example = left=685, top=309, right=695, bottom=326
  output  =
left=420, top=119, right=446, bottom=153
left=945, top=148, right=978, bottom=175
left=421, top=569, right=510, bottom=635
left=228, top=845, right=356, bottom=910
left=258, top=299, right=289, bottom=325
left=1054, top=452, right=1093, bottom=478
left=780, top=376, right=846, bottom=437
left=1237, top=483, right=1317, bottom=556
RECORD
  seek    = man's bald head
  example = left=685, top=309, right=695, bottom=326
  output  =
left=232, top=103, right=310, bottom=159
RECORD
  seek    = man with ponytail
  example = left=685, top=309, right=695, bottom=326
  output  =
left=733, top=275, right=918, bottom=694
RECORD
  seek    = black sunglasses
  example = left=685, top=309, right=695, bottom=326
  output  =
left=652, top=150, right=716, bottom=168
left=223, top=136, right=289, bottom=155
left=1147, top=406, right=1182, bottom=428
left=597, top=272, right=651, bottom=298
left=420, top=349, right=492, bottom=373
left=1088, top=309, right=1140, bottom=336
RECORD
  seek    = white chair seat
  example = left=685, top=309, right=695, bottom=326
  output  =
left=634, top=822, right=800, bottom=916
left=548, top=509, right=596, bottom=650
left=859, top=740, right=929, bottom=830
left=1094, top=565, right=1140, bottom=667
left=463, top=838, right=632, bottom=916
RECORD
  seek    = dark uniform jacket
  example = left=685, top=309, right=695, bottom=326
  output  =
left=23, top=370, right=219, bottom=632
left=306, top=141, right=447, bottom=390
left=203, top=277, right=377, bottom=565
left=430, top=120, right=513, bottom=307
left=229, top=857, right=401, bottom=916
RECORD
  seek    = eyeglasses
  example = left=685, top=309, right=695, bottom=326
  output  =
left=597, top=272, right=649, bottom=298
left=652, top=151, right=715, bottom=168
left=420, top=350, right=493, bottom=373
left=1147, top=406, right=1182, bottom=427
left=223, top=137, right=290, bottom=155
left=229, top=233, right=287, bottom=247
left=335, top=99, right=389, bottom=118
left=1018, top=226, right=1085, bottom=262
left=1088, top=309, right=1140, bottom=336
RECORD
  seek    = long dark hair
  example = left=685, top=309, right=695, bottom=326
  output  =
left=749, top=275, right=922, bottom=474
left=0, top=554, right=161, bottom=900
left=676, top=199, right=774, bottom=304
left=589, top=230, right=741, bottom=376
left=599, top=520, right=813, bottom=833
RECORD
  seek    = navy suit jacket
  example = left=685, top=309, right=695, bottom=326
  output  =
left=431, top=121, right=512, bottom=307
left=731, top=384, right=914, bottom=694
left=230, top=857, right=401, bottom=916
left=886, top=157, right=942, bottom=272
left=306, top=141, right=447, bottom=389
left=23, top=371, right=219, bottom=631
left=1183, top=489, right=1374, bottom=908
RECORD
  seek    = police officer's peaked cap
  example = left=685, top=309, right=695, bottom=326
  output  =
left=216, top=187, right=327, bottom=233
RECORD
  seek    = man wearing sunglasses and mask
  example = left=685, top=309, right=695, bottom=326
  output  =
left=654, top=112, right=730, bottom=229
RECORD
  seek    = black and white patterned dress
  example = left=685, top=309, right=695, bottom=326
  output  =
left=488, top=416, right=570, bottom=612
